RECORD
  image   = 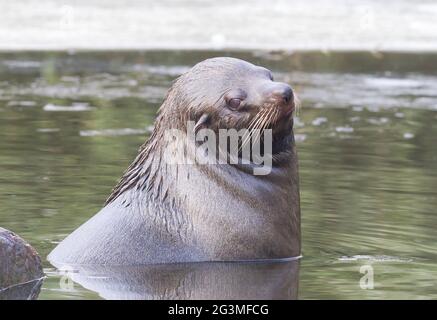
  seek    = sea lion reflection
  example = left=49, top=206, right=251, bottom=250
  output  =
left=60, top=260, right=299, bottom=300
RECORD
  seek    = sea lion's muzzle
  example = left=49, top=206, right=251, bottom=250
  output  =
left=268, top=82, right=293, bottom=105
left=260, top=82, right=295, bottom=119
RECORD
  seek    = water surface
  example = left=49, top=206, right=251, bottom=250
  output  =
left=0, top=51, right=437, bottom=299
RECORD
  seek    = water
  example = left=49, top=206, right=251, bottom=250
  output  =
left=1, top=51, right=437, bottom=299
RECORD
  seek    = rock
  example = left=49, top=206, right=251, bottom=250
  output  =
left=0, top=227, right=44, bottom=300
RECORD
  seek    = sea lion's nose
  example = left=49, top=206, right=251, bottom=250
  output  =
left=270, top=83, right=293, bottom=105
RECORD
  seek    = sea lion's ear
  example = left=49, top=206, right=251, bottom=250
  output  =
left=194, top=113, right=210, bottom=133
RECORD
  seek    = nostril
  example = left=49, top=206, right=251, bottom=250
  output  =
left=283, top=95, right=290, bottom=104
left=267, top=83, right=294, bottom=105
left=282, top=86, right=293, bottom=104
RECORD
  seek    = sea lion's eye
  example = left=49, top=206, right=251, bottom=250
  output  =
left=228, top=98, right=242, bottom=110
left=225, top=89, right=246, bottom=110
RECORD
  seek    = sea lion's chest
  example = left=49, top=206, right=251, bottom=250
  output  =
left=169, top=163, right=298, bottom=259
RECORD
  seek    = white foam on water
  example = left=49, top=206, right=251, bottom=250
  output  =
left=79, top=128, right=149, bottom=137
left=335, top=126, right=354, bottom=133
left=7, top=100, right=37, bottom=107
left=364, top=78, right=424, bottom=89
left=129, top=65, right=191, bottom=77
left=367, top=117, right=390, bottom=125
left=2, top=60, right=42, bottom=68
left=403, top=132, right=415, bottom=139
left=312, top=117, right=328, bottom=126
left=43, top=103, right=94, bottom=112
left=295, top=134, right=307, bottom=143
left=37, top=128, right=61, bottom=133
left=338, top=255, right=413, bottom=263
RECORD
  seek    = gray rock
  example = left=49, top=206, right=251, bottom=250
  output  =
left=0, top=227, right=44, bottom=300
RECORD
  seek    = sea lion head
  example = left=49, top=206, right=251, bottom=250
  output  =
left=105, top=57, right=298, bottom=204
left=159, top=57, right=297, bottom=150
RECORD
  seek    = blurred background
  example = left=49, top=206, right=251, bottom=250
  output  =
left=1, top=0, right=437, bottom=51
left=1, top=0, right=437, bottom=300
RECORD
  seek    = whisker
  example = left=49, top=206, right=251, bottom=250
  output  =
left=294, top=95, right=301, bottom=116
left=251, top=107, right=275, bottom=146
left=239, top=109, right=267, bottom=151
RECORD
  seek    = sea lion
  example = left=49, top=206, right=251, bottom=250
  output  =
left=48, top=57, right=301, bottom=266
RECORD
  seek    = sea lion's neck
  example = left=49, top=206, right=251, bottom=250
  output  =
left=106, top=118, right=296, bottom=206
left=105, top=126, right=166, bottom=205
left=105, top=123, right=300, bottom=259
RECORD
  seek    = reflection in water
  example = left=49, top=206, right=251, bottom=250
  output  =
left=54, top=260, right=299, bottom=300
left=0, top=51, right=437, bottom=299
left=0, top=279, right=43, bottom=300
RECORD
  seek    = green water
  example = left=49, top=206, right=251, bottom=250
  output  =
left=1, top=51, right=437, bottom=299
